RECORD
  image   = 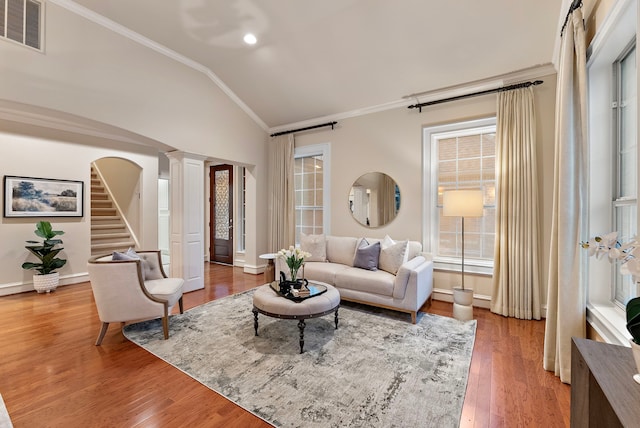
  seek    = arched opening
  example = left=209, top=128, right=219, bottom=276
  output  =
left=90, top=157, right=142, bottom=256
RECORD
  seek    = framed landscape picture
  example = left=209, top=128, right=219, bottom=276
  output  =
left=4, top=176, right=84, bottom=218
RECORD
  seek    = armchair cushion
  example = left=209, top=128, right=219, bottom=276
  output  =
left=144, top=277, right=183, bottom=307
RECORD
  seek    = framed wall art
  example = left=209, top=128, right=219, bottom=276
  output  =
left=4, top=176, right=84, bottom=218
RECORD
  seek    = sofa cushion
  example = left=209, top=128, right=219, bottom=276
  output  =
left=379, top=236, right=408, bottom=275
left=326, top=236, right=358, bottom=266
left=303, top=262, right=349, bottom=285
left=334, top=268, right=395, bottom=297
left=407, top=241, right=422, bottom=260
left=300, top=233, right=327, bottom=262
left=353, top=239, right=380, bottom=271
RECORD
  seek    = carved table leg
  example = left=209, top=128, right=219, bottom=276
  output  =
left=253, top=309, right=259, bottom=336
left=334, top=306, right=339, bottom=329
left=298, top=319, right=306, bottom=354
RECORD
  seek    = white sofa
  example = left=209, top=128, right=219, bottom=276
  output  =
left=277, top=235, right=433, bottom=323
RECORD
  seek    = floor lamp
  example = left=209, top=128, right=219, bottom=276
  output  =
left=443, top=189, right=484, bottom=321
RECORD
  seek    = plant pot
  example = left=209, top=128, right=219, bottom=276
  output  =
left=452, top=288, right=474, bottom=321
left=33, top=272, right=59, bottom=293
left=630, top=339, right=640, bottom=385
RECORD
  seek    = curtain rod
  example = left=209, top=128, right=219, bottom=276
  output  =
left=407, top=80, right=543, bottom=113
left=270, top=121, right=338, bottom=137
left=561, top=0, right=583, bottom=36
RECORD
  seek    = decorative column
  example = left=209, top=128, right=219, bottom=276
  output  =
left=166, top=151, right=206, bottom=292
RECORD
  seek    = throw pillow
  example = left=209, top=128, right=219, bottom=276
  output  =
left=353, top=239, right=380, bottom=271
left=300, top=233, right=327, bottom=262
left=112, top=249, right=147, bottom=281
left=379, top=236, right=408, bottom=275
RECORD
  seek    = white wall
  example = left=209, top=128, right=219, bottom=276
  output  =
left=0, top=3, right=267, bottom=165
left=0, top=129, right=160, bottom=295
left=295, top=73, right=557, bottom=309
left=0, top=1, right=270, bottom=282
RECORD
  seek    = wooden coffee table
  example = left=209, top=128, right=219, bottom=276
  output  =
left=252, top=281, right=340, bottom=353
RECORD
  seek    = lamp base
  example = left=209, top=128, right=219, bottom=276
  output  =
left=453, top=303, right=474, bottom=321
left=452, top=288, right=474, bottom=321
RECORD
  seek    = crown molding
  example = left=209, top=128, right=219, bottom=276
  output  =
left=48, top=0, right=269, bottom=131
left=268, top=63, right=557, bottom=134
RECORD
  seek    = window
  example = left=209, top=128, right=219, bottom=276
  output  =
left=1, top=0, right=42, bottom=50
left=294, top=143, right=331, bottom=245
left=612, top=42, right=637, bottom=306
left=237, top=166, right=246, bottom=252
left=423, top=118, right=496, bottom=273
left=586, top=0, right=637, bottom=345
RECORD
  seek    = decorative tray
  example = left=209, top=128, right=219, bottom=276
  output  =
left=269, top=280, right=327, bottom=302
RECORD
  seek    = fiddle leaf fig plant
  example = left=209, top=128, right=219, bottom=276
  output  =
left=22, top=221, right=67, bottom=275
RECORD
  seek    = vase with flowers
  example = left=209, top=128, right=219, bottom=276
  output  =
left=277, top=246, right=311, bottom=292
left=582, top=232, right=640, bottom=383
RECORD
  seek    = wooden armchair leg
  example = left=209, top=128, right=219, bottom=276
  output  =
left=162, top=316, right=169, bottom=340
left=95, top=322, right=109, bottom=346
left=179, top=297, right=184, bottom=314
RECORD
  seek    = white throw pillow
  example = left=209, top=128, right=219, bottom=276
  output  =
left=379, top=235, right=408, bottom=275
left=300, top=233, right=327, bottom=262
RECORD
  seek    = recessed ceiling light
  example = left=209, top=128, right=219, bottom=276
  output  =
left=243, top=33, right=257, bottom=45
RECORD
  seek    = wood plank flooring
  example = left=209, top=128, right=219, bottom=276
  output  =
left=0, top=264, right=570, bottom=427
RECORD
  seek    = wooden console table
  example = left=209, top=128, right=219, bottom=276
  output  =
left=571, top=337, right=640, bottom=427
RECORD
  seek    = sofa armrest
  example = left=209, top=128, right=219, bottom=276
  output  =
left=393, top=256, right=434, bottom=308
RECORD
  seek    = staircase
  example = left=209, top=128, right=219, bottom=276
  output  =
left=90, top=166, right=136, bottom=256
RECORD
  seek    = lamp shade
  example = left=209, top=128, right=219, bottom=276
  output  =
left=443, top=189, right=484, bottom=217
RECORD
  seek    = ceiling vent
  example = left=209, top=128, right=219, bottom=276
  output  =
left=1, top=0, right=41, bottom=50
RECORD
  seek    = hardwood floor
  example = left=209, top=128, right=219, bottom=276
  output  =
left=0, top=264, right=570, bottom=427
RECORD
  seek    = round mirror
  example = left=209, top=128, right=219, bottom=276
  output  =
left=348, top=172, right=400, bottom=228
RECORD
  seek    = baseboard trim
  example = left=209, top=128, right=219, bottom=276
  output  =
left=432, top=287, right=492, bottom=309
left=0, top=273, right=89, bottom=296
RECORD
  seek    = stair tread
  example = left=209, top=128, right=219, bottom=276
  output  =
left=92, top=233, right=132, bottom=239
left=91, top=241, right=136, bottom=250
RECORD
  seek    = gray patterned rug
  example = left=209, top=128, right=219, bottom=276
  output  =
left=123, top=290, right=476, bottom=428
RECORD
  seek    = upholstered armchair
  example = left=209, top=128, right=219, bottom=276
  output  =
left=87, top=250, right=184, bottom=345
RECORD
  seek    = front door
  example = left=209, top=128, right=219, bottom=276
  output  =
left=210, top=165, right=233, bottom=264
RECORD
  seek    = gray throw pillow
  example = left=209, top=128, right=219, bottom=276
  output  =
left=112, top=249, right=146, bottom=281
left=353, top=239, right=380, bottom=271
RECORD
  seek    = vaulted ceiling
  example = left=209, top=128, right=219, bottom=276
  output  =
left=71, top=0, right=565, bottom=130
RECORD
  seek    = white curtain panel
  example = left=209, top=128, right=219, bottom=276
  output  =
left=543, top=6, right=588, bottom=384
left=491, top=86, right=541, bottom=320
left=267, top=134, right=295, bottom=252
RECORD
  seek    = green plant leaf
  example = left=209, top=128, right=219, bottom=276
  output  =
left=626, top=297, right=640, bottom=343
left=627, top=297, right=640, bottom=323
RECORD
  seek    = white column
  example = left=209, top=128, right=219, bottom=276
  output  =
left=166, top=151, right=206, bottom=292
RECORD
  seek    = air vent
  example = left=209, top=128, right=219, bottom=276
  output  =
left=1, top=0, right=41, bottom=50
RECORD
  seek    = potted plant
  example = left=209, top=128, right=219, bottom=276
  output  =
left=627, top=296, right=640, bottom=384
left=22, top=221, right=66, bottom=293
left=277, top=246, right=311, bottom=292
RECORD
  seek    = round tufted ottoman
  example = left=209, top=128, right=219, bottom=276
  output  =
left=252, top=281, right=340, bottom=353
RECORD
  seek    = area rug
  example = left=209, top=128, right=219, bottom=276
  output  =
left=0, top=394, right=12, bottom=428
left=123, top=290, right=477, bottom=428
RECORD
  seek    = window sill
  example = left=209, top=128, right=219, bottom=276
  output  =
left=433, top=258, right=493, bottom=276
left=587, top=301, right=631, bottom=346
